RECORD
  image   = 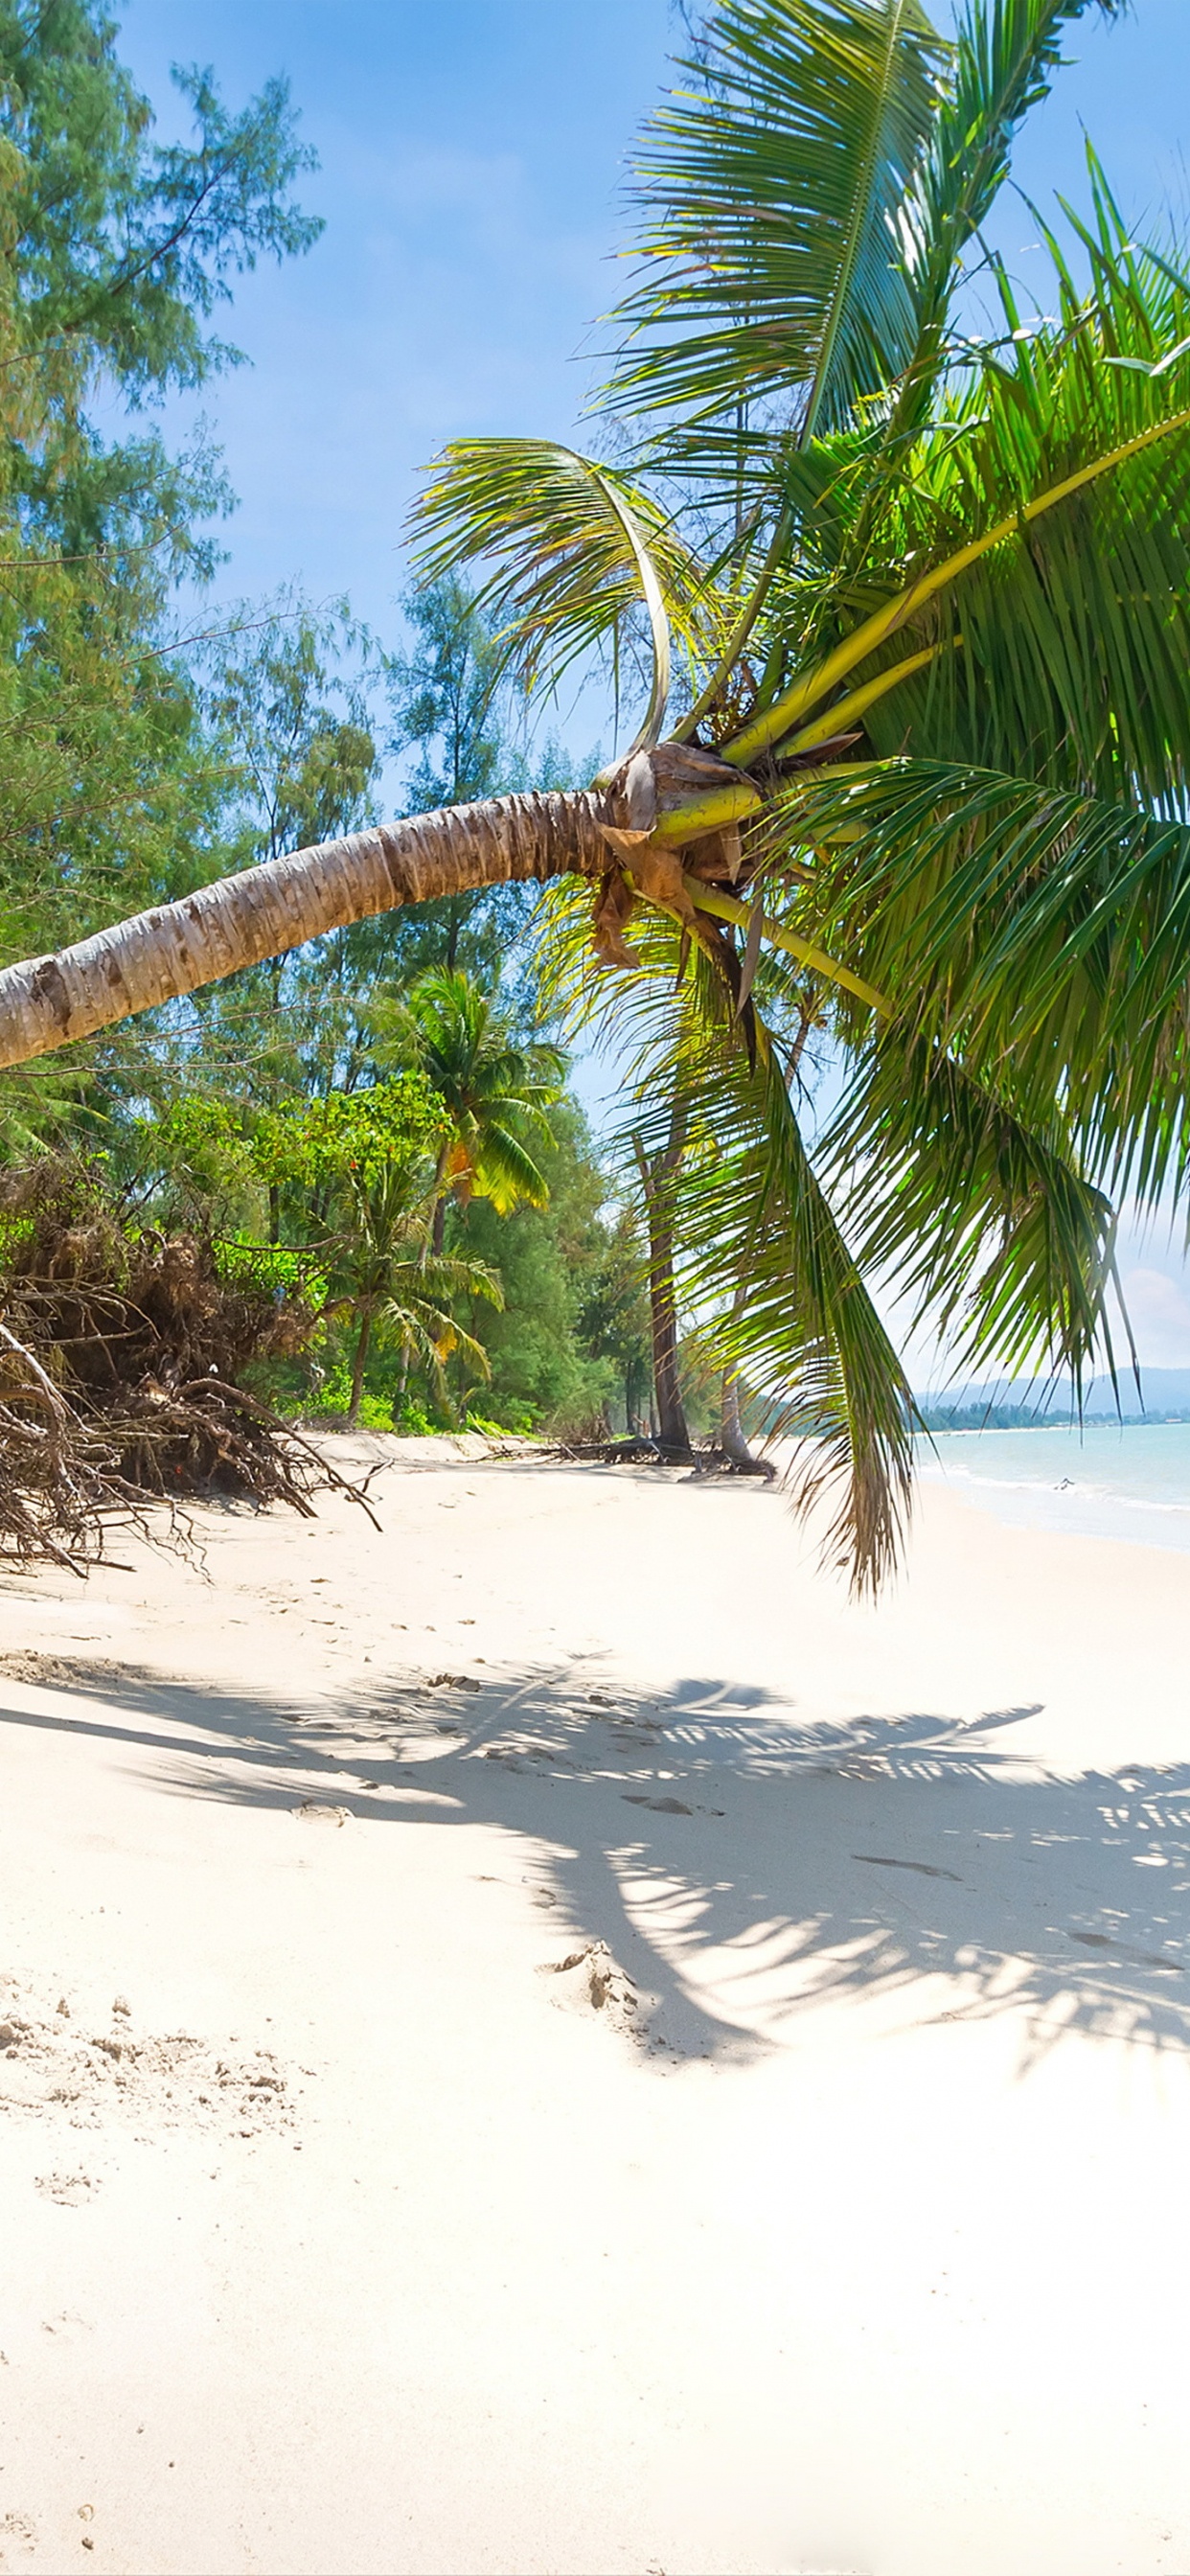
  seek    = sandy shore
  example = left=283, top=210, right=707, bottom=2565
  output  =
left=1, top=1438, right=1188, bottom=2576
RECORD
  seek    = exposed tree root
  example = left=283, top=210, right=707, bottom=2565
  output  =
left=547, top=1428, right=776, bottom=1480
left=0, top=1157, right=374, bottom=1569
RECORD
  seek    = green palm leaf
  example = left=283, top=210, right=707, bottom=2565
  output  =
left=606, top=937, right=914, bottom=1592
left=409, top=437, right=711, bottom=750
left=824, top=1031, right=1126, bottom=1394
left=399, top=1253, right=505, bottom=1311
left=901, top=0, right=1127, bottom=349
left=849, top=0, right=1133, bottom=531
left=799, top=759, right=1190, bottom=1210
left=608, top=0, right=945, bottom=438
left=727, top=390, right=1190, bottom=762
left=469, top=1122, right=552, bottom=1214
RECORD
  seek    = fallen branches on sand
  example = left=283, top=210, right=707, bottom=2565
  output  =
left=0, top=1157, right=373, bottom=1569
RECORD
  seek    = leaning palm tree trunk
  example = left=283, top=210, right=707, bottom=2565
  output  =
left=0, top=790, right=612, bottom=1069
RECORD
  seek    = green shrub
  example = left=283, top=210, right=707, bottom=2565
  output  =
left=465, top=1402, right=538, bottom=1437
left=393, top=1399, right=439, bottom=1436
left=305, top=1366, right=394, bottom=1431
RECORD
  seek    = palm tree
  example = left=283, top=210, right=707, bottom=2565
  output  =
left=325, top=1152, right=502, bottom=1425
left=4, top=0, right=1190, bottom=1584
left=375, top=968, right=563, bottom=1254
left=632, top=1108, right=693, bottom=1456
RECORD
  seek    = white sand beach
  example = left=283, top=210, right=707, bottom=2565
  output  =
left=2, top=1441, right=1188, bottom=2576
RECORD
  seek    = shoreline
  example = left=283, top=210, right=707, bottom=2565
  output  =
left=917, top=1418, right=1190, bottom=1555
left=1, top=1442, right=1188, bottom=2574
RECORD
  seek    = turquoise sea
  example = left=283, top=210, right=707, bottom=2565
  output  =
left=917, top=1420, right=1190, bottom=1553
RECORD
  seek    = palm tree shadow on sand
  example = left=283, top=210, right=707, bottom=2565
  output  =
left=6, top=1654, right=1190, bottom=2070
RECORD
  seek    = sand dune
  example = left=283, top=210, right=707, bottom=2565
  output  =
left=1, top=1439, right=1188, bottom=2574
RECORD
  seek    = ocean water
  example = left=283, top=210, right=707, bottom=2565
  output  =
left=917, top=1420, right=1190, bottom=1554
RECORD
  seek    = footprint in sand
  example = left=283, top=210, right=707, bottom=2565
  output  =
left=35, top=2173, right=98, bottom=2206
left=0, top=2509, right=38, bottom=2555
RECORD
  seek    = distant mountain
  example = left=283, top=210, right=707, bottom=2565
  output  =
left=915, top=1368, right=1190, bottom=1428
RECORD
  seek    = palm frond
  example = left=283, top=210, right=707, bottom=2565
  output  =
left=797, top=758, right=1190, bottom=1212
left=409, top=438, right=711, bottom=749
left=608, top=0, right=945, bottom=437
left=384, top=1297, right=494, bottom=1383
left=680, top=875, right=889, bottom=1010
left=470, top=1124, right=551, bottom=1213
left=909, top=0, right=1129, bottom=322
left=726, top=382, right=1190, bottom=762
left=848, top=0, right=1133, bottom=527
left=616, top=941, right=915, bottom=1592
left=867, top=200, right=1190, bottom=798
left=404, top=1252, right=503, bottom=1305
left=824, top=1029, right=1125, bottom=1393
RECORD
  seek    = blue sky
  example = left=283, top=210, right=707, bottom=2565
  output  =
left=119, top=1, right=1190, bottom=655
left=118, top=0, right=674, bottom=659
left=117, top=1, right=1190, bottom=1369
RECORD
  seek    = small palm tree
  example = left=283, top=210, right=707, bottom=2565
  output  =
left=375, top=968, right=564, bottom=1254
left=325, top=1152, right=502, bottom=1424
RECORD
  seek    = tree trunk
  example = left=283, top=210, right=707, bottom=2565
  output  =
left=717, top=1271, right=776, bottom=1480
left=429, top=1138, right=452, bottom=1260
left=0, top=746, right=755, bottom=1070
left=0, top=789, right=612, bottom=1070
left=634, top=1104, right=691, bottom=1460
left=721, top=1360, right=748, bottom=1460
left=649, top=1220, right=690, bottom=1456
left=348, top=1306, right=373, bottom=1426
left=720, top=1356, right=776, bottom=1478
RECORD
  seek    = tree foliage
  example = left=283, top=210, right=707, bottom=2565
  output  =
left=7, top=0, right=1190, bottom=1586
left=0, top=1, right=322, bottom=1147
left=408, top=0, right=1190, bottom=1583
left=456, top=1097, right=640, bottom=1434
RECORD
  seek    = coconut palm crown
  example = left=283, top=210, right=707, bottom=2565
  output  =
left=4, top=0, right=1190, bottom=1586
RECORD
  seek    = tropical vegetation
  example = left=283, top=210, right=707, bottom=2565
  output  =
left=3, top=0, right=1190, bottom=1586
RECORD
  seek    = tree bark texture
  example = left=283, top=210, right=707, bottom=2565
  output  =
left=430, top=1139, right=452, bottom=1261
left=720, top=1361, right=749, bottom=1461
left=720, top=1359, right=776, bottom=1478
left=716, top=1268, right=776, bottom=1477
left=648, top=1209, right=690, bottom=1456
left=634, top=1105, right=691, bottom=1459
left=0, top=789, right=611, bottom=1070
left=348, top=1306, right=373, bottom=1426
